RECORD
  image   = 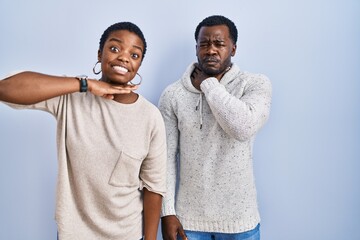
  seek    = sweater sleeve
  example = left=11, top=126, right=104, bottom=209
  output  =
left=200, top=74, right=272, bottom=141
left=1, top=94, right=63, bottom=118
left=158, top=87, right=179, bottom=217
left=139, top=109, right=167, bottom=197
left=0, top=70, right=63, bottom=116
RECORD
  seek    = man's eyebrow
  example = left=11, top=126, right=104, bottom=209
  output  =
left=108, top=38, right=143, bottom=53
left=199, top=39, right=226, bottom=43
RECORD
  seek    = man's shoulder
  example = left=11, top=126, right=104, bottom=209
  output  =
left=239, top=71, right=270, bottom=83
left=161, top=63, right=195, bottom=95
left=231, top=70, right=271, bottom=92
left=160, top=79, right=183, bottom=97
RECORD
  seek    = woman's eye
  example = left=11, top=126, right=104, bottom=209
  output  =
left=131, top=53, right=140, bottom=59
left=110, top=46, right=119, bottom=52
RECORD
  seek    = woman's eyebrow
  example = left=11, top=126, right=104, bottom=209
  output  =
left=108, top=38, right=143, bottom=53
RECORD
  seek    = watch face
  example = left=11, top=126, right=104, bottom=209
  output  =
left=76, top=74, right=88, bottom=80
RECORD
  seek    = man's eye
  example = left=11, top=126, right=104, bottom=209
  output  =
left=110, top=46, right=119, bottom=52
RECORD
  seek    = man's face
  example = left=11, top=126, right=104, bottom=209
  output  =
left=196, top=25, right=236, bottom=78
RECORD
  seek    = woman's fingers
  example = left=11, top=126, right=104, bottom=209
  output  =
left=88, top=80, right=139, bottom=97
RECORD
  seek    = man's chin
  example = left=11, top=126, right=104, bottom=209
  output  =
left=203, top=68, right=221, bottom=76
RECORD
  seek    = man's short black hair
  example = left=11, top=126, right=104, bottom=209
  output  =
left=195, top=15, right=238, bottom=44
left=99, top=22, right=147, bottom=60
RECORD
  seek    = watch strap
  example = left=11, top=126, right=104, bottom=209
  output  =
left=76, top=75, right=88, bottom=92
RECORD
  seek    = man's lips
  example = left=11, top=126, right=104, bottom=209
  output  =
left=203, top=57, right=220, bottom=64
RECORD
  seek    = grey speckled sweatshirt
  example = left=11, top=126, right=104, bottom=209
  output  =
left=159, top=63, right=272, bottom=233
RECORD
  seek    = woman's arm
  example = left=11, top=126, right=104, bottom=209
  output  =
left=143, top=188, right=162, bottom=240
left=0, top=71, right=137, bottom=105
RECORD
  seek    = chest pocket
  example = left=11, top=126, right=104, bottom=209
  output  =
left=108, top=151, right=143, bottom=187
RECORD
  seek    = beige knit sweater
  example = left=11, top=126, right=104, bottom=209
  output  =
left=4, top=92, right=167, bottom=239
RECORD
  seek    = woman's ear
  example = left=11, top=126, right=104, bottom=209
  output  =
left=97, top=50, right=102, bottom=61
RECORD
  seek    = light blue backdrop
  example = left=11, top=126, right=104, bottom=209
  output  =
left=0, top=0, right=359, bottom=239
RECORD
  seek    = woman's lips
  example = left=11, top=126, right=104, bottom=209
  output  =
left=113, top=65, right=129, bottom=74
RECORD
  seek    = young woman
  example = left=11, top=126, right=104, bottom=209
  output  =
left=0, top=22, right=166, bottom=240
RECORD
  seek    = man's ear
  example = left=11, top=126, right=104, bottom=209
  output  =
left=231, top=44, right=237, bottom=57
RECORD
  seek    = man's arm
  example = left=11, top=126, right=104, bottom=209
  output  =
left=158, top=87, right=179, bottom=216
left=0, top=71, right=137, bottom=104
left=158, top=87, right=187, bottom=240
left=191, top=64, right=272, bottom=141
left=201, top=75, right=272, bottom=141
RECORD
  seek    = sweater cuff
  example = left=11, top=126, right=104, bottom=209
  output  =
left=200, top=77, right=220, bottom=94
left=161, top=204, right=176, bottom=217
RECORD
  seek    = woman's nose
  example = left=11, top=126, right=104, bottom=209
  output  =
left=117, top=52, right=130, bottom=62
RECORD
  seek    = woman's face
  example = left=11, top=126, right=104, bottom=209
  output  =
left=98, top=30, right=144, bottom=85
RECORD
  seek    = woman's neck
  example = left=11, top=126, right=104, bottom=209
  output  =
left=113, top=92, right=138, bottom=104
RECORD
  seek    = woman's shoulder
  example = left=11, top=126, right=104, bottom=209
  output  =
left=137, top=95, right=162, bottom=115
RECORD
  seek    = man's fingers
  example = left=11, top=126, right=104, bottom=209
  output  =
left=178, top=227, right=187, bottom=240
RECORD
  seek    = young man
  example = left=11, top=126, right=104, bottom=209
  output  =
left=159, top=15, right=272, bottom=240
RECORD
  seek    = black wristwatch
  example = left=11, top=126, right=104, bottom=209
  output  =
left=76, top=75, right=88, bottom=92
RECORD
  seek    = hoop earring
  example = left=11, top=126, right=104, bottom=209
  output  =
left=93, top=61, right=101, bottom=75
left=128, top=73, right=143, bottom=86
